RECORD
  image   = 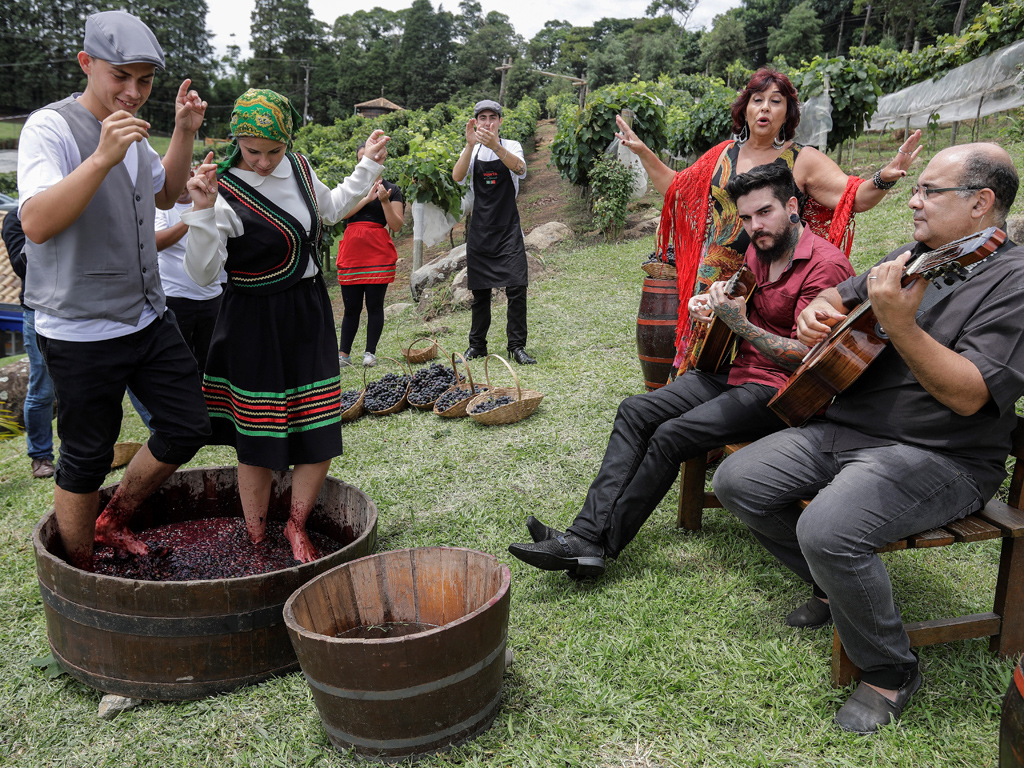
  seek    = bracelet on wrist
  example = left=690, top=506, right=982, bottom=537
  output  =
left=872, top=170, right=898, bottom=190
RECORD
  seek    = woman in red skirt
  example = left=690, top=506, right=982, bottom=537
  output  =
left=336, top=142, right=405, bottom=367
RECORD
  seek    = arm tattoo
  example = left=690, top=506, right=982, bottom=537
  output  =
left=718, top=308, right=808, bottom=370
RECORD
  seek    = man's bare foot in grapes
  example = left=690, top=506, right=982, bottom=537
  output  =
left=284, top=519, right=318, bottom=563
left=94, top=513, right=150, bottom=557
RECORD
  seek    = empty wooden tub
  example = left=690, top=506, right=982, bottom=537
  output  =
left=32, top=466, right=378, bottom=701
left=284, top=547, right=512, bottom=762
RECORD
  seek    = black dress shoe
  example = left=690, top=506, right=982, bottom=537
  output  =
left=526, top=515, right=563, bottom=543
left=464, top=346, right=487, bottom=360
left=508, top=533, right=605, bottom=577
left=509, top=347, right=537, bottom=365
left=786, top=596, right=832, bottom=629
left=835, top=667, right=923, bottom=734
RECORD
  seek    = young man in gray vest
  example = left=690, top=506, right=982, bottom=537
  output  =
left=18, top=11, right=212, bottom=571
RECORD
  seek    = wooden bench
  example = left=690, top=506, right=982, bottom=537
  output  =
left=676, top=416, right=1024, bottom=687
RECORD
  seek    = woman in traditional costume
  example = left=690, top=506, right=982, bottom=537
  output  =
left=183, top=89, right=388, bottom=563
left=336, top=141, right=405, bottom=368
left=616, top=68, right=921, bottom=371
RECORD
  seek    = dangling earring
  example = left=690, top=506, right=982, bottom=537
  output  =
left=773, top=128, right=786, bottom=150
left=735, top=123, right=749, bottom=145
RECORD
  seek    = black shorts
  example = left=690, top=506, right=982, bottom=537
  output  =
left=37, top=312, right=211, bottom=493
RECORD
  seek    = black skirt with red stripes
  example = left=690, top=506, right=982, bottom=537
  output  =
left=202, top=273, right=342, bottom=470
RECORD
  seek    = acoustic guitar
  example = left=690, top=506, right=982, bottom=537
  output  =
left=768, top=226, right=1006, bottom=427
left=692, top=265, right=758, bottom=373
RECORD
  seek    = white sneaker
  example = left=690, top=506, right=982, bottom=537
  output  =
left=339, top=354, right=353, bottom=367
left=363, top=352, right=377, bottom=367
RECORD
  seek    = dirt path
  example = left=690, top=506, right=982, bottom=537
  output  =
left=328, top=118, right=655, bottom=320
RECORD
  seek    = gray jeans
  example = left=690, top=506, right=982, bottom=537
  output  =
left=713, top=422, right=983, bottom=688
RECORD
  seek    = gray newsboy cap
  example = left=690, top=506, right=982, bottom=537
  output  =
left=474, top=100, right=503, bottom=117
left=84, top=11, right=166, bottom=70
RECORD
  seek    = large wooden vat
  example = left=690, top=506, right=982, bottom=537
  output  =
left=32, top=466, right=377, bottom=701
left=1002, top=658, right=1024, bottom=766
left=284, top=547, right=511, bottom=762
left=636, top=276, right=679, bottom=390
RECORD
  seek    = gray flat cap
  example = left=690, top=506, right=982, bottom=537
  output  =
left=84, top=11, right=165, bottom=70
left=474, top=100, right=503, bottom=117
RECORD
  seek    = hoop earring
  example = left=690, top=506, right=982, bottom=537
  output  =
left=773, top=128, right=786, bottom=150
left=735, top=123, right=749, bottom=145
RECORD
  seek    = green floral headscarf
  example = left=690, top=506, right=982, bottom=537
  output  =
left=218, top=89, right=303, bottom=173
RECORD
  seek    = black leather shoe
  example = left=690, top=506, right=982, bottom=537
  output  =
left=464, top=346, right=487, bottom=360
left=508, top=533, right=605, bottom=577
left=786, top=597, right=832, bottom=629
left=835, top=668, right=922, bottom=734
left=526, top=515, right=563, bottom=543
left=509, top=347, right=537, bottom=365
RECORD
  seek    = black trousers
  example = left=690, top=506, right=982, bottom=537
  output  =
left=468, top=285, right=527, bottom=351
left=567, top=370, right=784, bottom=557
left=37, top=313, right=211, bottom=493
left=339, top=283, right=388, bottom=355
left=166, top=294, right=222, bottom=375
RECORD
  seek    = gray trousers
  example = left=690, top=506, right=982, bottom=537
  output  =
left=713, top=422, right=983, bottom=688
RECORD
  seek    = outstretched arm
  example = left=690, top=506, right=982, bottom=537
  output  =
left=614, top=115, right=675, bottom=197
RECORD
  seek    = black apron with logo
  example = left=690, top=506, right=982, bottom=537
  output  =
left=466, top=150, right=528, bottom=291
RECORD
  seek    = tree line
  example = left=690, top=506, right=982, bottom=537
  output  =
left=0, top=0, right=993, bottom=135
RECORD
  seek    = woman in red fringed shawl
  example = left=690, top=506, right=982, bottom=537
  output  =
left=616, top=68, right=922, bottom=372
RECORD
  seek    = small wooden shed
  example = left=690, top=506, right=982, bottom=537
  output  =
left=354, top=97, right=405, bottom=119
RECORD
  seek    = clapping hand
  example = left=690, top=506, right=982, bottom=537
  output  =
left=363, top=129, right=390, bottom=163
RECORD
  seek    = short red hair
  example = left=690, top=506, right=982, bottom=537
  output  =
left=730, top=68, right=801, bottom=141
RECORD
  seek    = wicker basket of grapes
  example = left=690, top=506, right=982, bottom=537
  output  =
left=433, top=353, right=491, bottom=418
left=339, top=366, right=366, bottom=423
left=364, top=357, right=412, bottom=416
left=402, top=335, right=439, bottom=365
left=407, top=345, right=462, bottom=410
left=466, top=354, right=544, bottom=426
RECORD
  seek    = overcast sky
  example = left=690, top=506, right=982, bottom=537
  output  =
left=209, top=0, right=743, bottom=57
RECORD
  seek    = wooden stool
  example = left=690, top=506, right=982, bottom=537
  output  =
left=676, top=417, right=1024, bottom=687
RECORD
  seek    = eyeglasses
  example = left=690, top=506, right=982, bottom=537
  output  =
left=910, top=185, right=984, bottom=200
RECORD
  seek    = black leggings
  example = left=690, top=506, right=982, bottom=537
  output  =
left=339, top=283, right=388, bottom=354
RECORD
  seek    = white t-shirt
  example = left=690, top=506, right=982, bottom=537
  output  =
left=155, top=201, right=224, bottom=300
left=18, top=95, right=166, bottom=342
left=457, top=140, right=527, bottom=197
left=181, top=155, right=382, bottom=288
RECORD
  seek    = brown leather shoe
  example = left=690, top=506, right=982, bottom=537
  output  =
left=31, top=458, right=55, bottom=479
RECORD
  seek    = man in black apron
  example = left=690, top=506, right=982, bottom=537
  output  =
left=453, top=99, right=536, bottom=365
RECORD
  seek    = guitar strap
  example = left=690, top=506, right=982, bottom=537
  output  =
left=915, top=237, right=1016, bottom=316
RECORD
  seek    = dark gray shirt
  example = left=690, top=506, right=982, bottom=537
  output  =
left=819, top=238, right=1024, bottom=500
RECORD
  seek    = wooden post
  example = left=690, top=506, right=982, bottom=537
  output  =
left=973, top=94, right=985, bottom=142
left=951, top=121, right=959, bottom=146
left=498, top=57, right=509, bottom=105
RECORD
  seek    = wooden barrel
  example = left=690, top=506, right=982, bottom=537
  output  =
left=636, top=276, right=679, bottom=390
left=284, top=547, right=511, bottom=762
left=32, top=466, right=378, bottom=701
left=1001, top=657, right=1024, bottom=766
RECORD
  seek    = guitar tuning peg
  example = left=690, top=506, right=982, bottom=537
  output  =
left=942, top=273, right=957, bottom=285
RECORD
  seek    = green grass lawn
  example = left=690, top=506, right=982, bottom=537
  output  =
left=1, top=140, right=1022, bottom=767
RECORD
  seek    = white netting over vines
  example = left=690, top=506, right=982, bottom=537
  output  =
left=869, top=39, right=1024, bottom=130
left=794, top=93, right=833, bottom=149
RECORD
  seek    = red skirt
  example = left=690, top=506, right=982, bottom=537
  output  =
left=336, top=221, right=397, bottom=285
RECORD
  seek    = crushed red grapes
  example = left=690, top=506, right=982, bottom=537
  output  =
left=92, top=517, right=346, bottom=581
